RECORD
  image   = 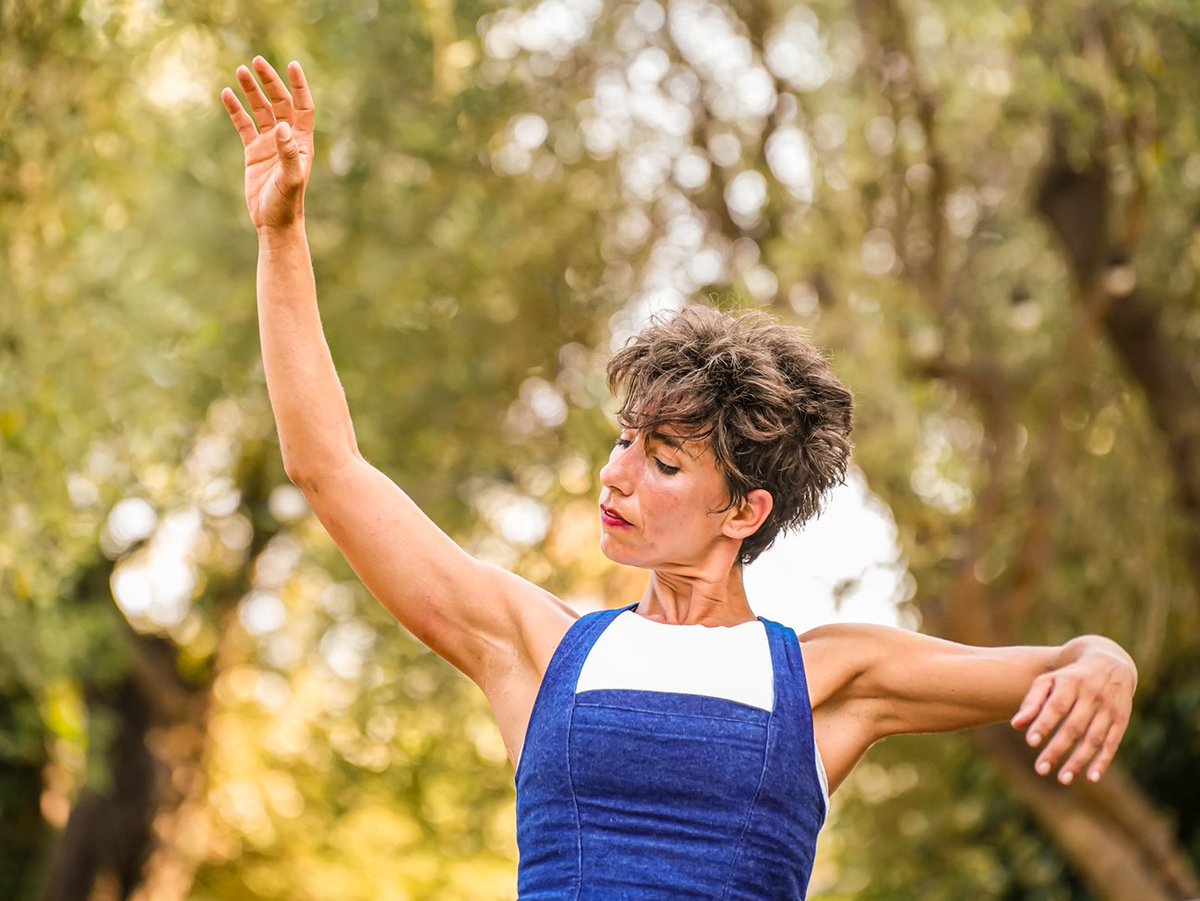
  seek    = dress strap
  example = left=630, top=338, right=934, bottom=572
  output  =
left=758, top=616, right=829, bottom=818
left=513, top=603, right=636, bottom=786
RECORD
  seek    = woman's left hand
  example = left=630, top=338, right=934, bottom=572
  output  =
left=1009, top=636, right=1137, bottom=785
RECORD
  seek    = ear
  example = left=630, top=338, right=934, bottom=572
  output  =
left=722, top=489, right=773, bottom=541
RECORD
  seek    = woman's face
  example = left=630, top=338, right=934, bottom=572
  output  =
left=597, top=427, right=738, bottom=572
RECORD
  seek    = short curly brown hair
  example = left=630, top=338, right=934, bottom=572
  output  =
left=606, top=306, right=854, bottom=565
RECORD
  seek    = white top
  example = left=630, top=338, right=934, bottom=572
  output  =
left=574, top=610, right=829, bottom=805
left=577, top=610, right=775, bottom=710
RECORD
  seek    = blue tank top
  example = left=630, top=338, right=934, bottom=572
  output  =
left=515, top=602, right=827, bottom=899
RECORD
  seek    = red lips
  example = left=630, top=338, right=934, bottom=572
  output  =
left=600, top=504, right=632, bottom=527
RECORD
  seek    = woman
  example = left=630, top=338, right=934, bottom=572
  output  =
left=222, top=57, right=1137, bottom=898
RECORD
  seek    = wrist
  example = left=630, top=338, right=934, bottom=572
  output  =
left=1059, top=634, right=1108, bottom=663
left=1059, top=634, right=1137, bottom=679
left=257, top=219, right=308, bottom=248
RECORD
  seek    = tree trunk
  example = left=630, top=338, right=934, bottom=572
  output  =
left=0, top=694, right=52, bottom=901
left=40, top=452, right=278, bottom=900
left=1038, top=150, right=1200, bottom=594
left=974, top=727, right=1200, bottom=900
left=40, top=673, right=158, bottom=901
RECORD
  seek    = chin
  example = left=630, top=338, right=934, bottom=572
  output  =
left=598, top=536, right=653, bottom=569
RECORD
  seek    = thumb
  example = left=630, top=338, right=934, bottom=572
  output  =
left=274, top=121, right=303, bottom=179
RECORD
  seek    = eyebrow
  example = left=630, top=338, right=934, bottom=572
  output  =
left=647, top=430, right=685, bottom=451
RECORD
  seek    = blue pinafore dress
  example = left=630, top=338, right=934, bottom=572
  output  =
left=515, top=602, right=828, bottom=899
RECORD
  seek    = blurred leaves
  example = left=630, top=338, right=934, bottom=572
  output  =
left=3, top=0, right=1200, bottom=898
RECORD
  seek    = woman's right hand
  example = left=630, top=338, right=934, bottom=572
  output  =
left=221, top=57, right=315, bottom=231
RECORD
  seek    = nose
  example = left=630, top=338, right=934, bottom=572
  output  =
left=600, top=441, right=635, bottom=497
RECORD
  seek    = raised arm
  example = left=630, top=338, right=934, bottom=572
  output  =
left=221, top=58, right=348, bottom=475
left=805, top=623, right=1137, bottom=788
left=220, top=58, right=574, bottom=691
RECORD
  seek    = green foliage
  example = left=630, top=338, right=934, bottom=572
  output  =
left=3, top=0, right=1199, bottom=897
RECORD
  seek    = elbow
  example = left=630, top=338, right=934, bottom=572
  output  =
left=281, top=450, right=316, bottom=491
left=284, top=452, right=361, bottom=494
left=284, top=463, right=315, bottom=493
left=278, top=429, right=364, bottom=491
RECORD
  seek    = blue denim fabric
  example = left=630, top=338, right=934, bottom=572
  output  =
left=515, top=603, right=827, bottom=899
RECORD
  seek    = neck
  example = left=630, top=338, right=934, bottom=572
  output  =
left=635, top=566, right=756, bottom=626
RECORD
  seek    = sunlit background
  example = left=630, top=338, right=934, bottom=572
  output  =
left=3, top=0, right=1199, bottom=899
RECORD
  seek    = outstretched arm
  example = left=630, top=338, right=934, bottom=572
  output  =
left=805, top=623, right=1137, bottom=787
left=220, top=59, right=574, bottom=691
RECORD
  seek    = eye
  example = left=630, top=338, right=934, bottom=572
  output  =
left=655, top=459, right=680, bottom=475
left=613, top=436, right=633, bottom=449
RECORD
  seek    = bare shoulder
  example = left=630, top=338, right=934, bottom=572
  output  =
left=795, top=621, right=894, bottom=709
left=795, top=622, right=902, bottom=793
left=478, top=570, right=579, bottom=768
left=490, top=568, right=580, bottom=682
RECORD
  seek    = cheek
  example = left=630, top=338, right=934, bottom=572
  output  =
left=649, top=483, right=711, bottom=534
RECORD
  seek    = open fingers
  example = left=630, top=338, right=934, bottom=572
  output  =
left=287, top=61, right=315, bottom=113
left=221, top=87, right=259, bottom=146
left=1053, top=710, right=1113, bottom=785
left=1018, top=675, right=1072, bottom=748
left=236, top=64, right=276, bottom=131
left=253, top=56, right=296, bottom=121
left=1033, top=693, right=1099, bottom=782
left=1011, top=674, right=1053, bottom=731
left=1081, top=719, right=1126, bottom=784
